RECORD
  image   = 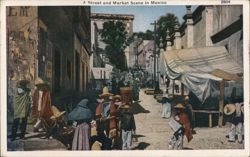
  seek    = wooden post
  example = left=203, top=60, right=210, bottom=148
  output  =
left=218, top=80, right=225, bottom=127
left=209, top=113, right=212, bottom=128
left=172, top=80, right=175, bottom=96
left=181, top=83, right=184, bottom=96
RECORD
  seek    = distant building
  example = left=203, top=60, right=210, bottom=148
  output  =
left=7, top=6, right=91, bottom=115
left=90, top=13, right=134, bottom=88
left=136, top=40, right=155, bottom=73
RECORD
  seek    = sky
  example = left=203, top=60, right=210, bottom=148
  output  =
left=91, top=6, right=197, bottom=32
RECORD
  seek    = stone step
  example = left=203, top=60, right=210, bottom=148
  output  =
left=8, top=138, right=67, bottom=151
left=7, top=124, right=67, bottom=151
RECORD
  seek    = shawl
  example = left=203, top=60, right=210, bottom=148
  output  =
left=13, top=90, right=32, bottom=119
left=95, top=100, right=117, bottom=130
left=68, top=99, right=93, bottom=121
left=32, top=89, right=53, bottom=123
left=178, top=112, right=193, bottom=142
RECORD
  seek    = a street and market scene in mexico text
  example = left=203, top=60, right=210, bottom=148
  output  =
left=4, top=4, right=247, bottom=151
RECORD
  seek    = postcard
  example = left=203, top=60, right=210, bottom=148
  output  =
left=0, top=0, right=249, bottom=157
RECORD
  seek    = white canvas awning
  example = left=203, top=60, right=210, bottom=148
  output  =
left=160, top=46, right=243, bottom=103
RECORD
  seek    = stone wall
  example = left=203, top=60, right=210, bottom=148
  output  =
left=7, top=6, right=38, bottom=113
left=178, top=5, right=243, bottom=67
left=212, top=5, right=243, bottom=66
left=212, top=6, right=242, bottom=34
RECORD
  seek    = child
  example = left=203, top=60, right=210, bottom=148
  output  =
left=120, top=104, right=136, bottom=150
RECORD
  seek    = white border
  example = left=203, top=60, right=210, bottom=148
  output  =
left=1, top=0, right=249, bottom=157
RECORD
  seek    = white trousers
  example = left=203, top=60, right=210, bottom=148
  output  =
left=169, top=132, right=183, bottom=150
left=229, top=122, right=243, bottom=143
left=122, top=130, right=132, bottom=150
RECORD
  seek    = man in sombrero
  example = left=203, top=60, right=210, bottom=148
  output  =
left=32, top=78, right=54, bottom=133
left=95, top=86, right=117, bottom=149
left=120, top=104, right=136, bottom=150
left=224, top=103, right=244, bottom=144
left=169, top=103, right=193, bottom=150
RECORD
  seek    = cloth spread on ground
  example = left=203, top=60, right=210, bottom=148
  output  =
left=160, top=46, right=243, bottom=104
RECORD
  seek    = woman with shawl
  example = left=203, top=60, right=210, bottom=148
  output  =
left=68, top=99, right=93, bottom=150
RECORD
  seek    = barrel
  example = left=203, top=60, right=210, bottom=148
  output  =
left=120, top=87, right=132, bottom=105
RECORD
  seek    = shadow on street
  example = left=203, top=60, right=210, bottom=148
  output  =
left=131, top=102, right=150, bottom=114
left=133, top=134, right=145, bottom=138
left=133, top=142, right=150, bottom=150
left=183, top=147, right=193, bottom=150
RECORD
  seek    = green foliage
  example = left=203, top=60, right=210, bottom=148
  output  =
left=100, top=21, right=128, bottom=71
left=156, top=13, right=178, bottom=49
left=134, top=30, right=154, bottom=40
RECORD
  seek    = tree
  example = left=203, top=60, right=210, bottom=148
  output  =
left=100, top=21, right=129, bottom=71
left=156, top=13, right=178, bottom=49
left=134, top=30, right=154, bottom=40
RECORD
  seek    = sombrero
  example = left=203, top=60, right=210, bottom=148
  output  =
left=99, top=86, right=113, bottom=97
left=174, top=103, right=185, bottom=109
left=224, top=104, right=236, bottom=115
left=113, top=95, right=121, bottom=101
left=35, top=77, right=45, bottom=85
left=50, top=106, right=66, bottom=119
left=184, top=96, right=189, bottom=101
left=120, top=104, right=130, bottom=109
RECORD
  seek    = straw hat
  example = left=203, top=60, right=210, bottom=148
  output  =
left=35, top=77, right=45, bottom=85
left=224, top=104, right=236, bottom=115
left=113, top=95, right=121, bottom=101
left=174, top=103, right=185, bottom=109
left=99, top=86, right=113, bottom=97
left=184, top=96, right=189, bottom=101
left=120, top=104, right=130, bottom=109
left=50, top=106, right=66, bottom=119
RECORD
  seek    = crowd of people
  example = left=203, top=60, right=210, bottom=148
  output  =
left=11, top=74, right=244, bottom=150
left=11, top=77, right=137, bottom=151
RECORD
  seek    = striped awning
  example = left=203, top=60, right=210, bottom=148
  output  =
left=162, top=46, right=243, bottom=80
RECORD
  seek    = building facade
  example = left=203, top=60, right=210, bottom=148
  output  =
left=172, top=5, right=243, bottom=67
left=90, top=13, right=134, bottom=89
left=7, top=6, right=91, bottom=116
left=136, top=40, right=155, bottom=73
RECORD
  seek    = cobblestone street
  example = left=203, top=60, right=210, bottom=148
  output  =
left=131, top=89, right=244, bottom=150
left=7, top=88, right=244, bottom=151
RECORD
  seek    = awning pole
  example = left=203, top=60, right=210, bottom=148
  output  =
left=181, top=83, right=184, bottom=96
left=172, top=80, right=175, bottom=96
left=218, top=80, right=225, bottom=127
